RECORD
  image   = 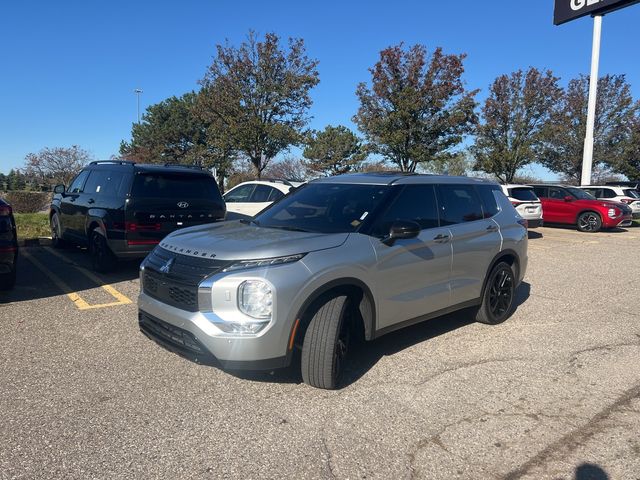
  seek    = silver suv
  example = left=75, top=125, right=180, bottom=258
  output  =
left=138, top=173, right=528, bottom=389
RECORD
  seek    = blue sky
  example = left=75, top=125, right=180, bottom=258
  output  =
left=1, top=0, right=639, bottom=177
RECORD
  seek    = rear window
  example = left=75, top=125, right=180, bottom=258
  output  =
left=132, top=173, right=222, bottom=201
left=623, top=189, right=640, bottom=199
left=508, top=187, right=539, bottom=202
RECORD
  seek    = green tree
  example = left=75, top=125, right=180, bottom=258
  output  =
left=612, top=113, right=640, bottom=182
left=24, top=146, right=92, bottom=187
left=472, top=68, right=562, bottom=183
left=198, top=31, right=319, bottom=178
left=353, top=43, right=477, bottom=172
left=303, top=125, right=366, bottom=176
left=540, top=74, right=639, bottom=183
left=120, top=92, right=235, bottom=191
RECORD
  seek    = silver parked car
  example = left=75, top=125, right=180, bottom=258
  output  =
left=138, top=173, right=528, bottom=389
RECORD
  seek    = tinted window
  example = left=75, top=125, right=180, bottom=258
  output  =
left=132, top=173, right=222, bottom=201
left=477, top=185, right=501, bottom=218
left=84, top=170, right=128, bottom=197
left=224, top=184, right=255, bottom=203
left=68, top=171, right=90, bottom=194
left=371, top=185, right=439, bottom=236
left=437, top=184, right=484, bottom=225
left=582, top=188, right=599, bottom=197
left=548, top=187, right=566, bottom=200
left=566, top=187, right=594, bottom=200
left=623, top=189, right=640, bottom=199
left=251, top=185, right=274, bottom=202
left=254, top=183, right=389, bottom=234
left=508, top=187, right=539, bottom=202
left=268, top=188, right=285, bottom=202
left=600, top=188, right=616, bottom=198
left=533, top=186, right=548, bottom=198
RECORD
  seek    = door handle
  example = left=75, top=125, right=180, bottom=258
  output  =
left=88, top=199, right=95, bottom=204
left=434, top=234, right=449, bottom=243
left=486, top=225, right=499, bottom=232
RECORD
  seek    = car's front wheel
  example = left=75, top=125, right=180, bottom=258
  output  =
left=301, top=295, right=351, bottom=389
left=50, top=213, right=65, bottom=248
left=476, top=262, right=515, bottom=325
left=577, top=211, right=602, bottom=233
left=90, top=230, right=115, bottom=273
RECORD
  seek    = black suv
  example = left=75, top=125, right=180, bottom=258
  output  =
left=50, top=161, right=225, bottom=271
left=0, top=198, right=18, bottom=290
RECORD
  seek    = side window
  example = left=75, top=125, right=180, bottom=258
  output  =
left=250, top=185, right=273, bottom=202
left=533, top=186, right=548, bottom=198
left=583, top=188, right=598, bottom=197
left=268, top=188, right=285, bottom=202
left=437, top=184, right=484, bottom=226
left=84, top=171, right=108, bottom=195
left=371, top=185, right=439, bottom=236
left=84, top=170, right=127, bottom=197
left=601, top=188, right=616, bottom=199
left=68, top=170, right=90, bottom=194
left=548, top=187, right=565, bottom=200
left=476, top=185, right=500, bottom=218
left=224, top=184, right=255, bottom=203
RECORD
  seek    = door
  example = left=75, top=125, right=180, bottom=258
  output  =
left=247, top=185, right=281, bottom=216
left=223, top=184, right=256, bottom=216
left=543, top=186, right=576, bottom=224
left=60, top=170, right=90, bottom=240
left=437, top=184, right=502, bottom=305
left=369, top=185, right=453, bottom=331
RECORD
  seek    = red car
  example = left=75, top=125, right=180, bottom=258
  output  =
left=531, top=184, right=633, bottom=233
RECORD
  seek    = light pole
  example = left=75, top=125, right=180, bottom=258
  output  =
left=134, top=88, right=143, bottom=123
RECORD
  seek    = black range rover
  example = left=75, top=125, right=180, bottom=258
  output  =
left=50, top=161, right=226, bottom=271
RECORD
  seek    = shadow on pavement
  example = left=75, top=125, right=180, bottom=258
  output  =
left=528, top=230, right=544, bottom=240
left=236, top=282, right=531, bottom=388
left=575, top=463, right=609, bottom=480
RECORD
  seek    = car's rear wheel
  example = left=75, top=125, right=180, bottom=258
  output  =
left=577, top=211, right=602, bottom=233
left=476, top=262, right=515, bottom=325
left=50, top=213, right=65, bottom=248
left=90, top=230, right=115, bottom=273
left=301, top=295, right=351, bottom=389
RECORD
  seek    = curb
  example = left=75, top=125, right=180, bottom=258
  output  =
left=18, top=237, right=53, bottom=248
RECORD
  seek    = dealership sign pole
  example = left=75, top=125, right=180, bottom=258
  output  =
left=554, top=0, right=640, bottom=186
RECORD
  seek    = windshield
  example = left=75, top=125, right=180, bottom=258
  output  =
left=567, top=187, right=595, bottom=200
left=253, top=183, right=390, bottom=234
left=623, top=189, right=640, bottom=199
left=508, top=187, right=539, bottom=202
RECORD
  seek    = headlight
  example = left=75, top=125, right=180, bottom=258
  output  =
left=223, top=253, right=306, bottom=272
left=238, top=280, right=272, bottom=319
left=608, top=208, right=619, bottom=218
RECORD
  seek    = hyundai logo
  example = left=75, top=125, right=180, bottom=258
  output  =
left=177, top=201, right=189, bottom=209
left=159, top=257, right=175, bottom=274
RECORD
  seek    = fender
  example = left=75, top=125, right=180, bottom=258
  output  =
left=294, top=277, right=377, bottom=342
left=480, top=249, right=521, bottom=299
left=85, top=212, right=108, bottom=238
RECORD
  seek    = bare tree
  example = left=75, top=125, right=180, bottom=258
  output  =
left=24, top=146, right=93, bottom=187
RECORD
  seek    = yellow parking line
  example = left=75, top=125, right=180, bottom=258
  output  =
left=21, top=249, right=132, bottom=310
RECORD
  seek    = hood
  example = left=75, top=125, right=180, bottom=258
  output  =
left=158, top=220, right=349, bottom=260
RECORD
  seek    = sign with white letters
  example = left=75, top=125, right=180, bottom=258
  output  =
left=554, top=0, right=640, bottom=25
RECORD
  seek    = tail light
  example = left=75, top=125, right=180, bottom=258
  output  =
left=511, top=201, right=522, bottom=207
left=0, top=205, right=12, bottom=216
left=113, top=222, right=161, bottom=232
left=619, top=198, right=634, bottom=204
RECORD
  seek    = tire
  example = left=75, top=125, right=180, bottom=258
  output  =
left=90, top=230, right=115, bottom=273
left=476, top=262, right=515, bottom=325
left=0, top=269, right=16, bottom=291
left=577, top=211, right=602, bottom=233
left=301, top=295, right=351, bottom=389
left=50, top=213, right=65, bottom=248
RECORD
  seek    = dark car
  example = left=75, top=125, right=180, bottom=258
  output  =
left=50, top=161, right=226, bottom=271
left=0, top=198, right=18, bottom=290
left=531, top=184, right=633, bottom=232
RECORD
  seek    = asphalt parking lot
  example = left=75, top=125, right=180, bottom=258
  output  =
left=1, top=226, right=639, bottom=480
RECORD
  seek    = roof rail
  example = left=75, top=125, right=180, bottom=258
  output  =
left=257, top=177, right=295, bottom=186
left=89, top=160, right=136, bottom=166
left=163, top=163, right=205, bottom=171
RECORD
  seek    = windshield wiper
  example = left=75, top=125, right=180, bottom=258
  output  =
left=240, top=218, right=260, bottom=227
left=264, top=225, right=313, bottom=233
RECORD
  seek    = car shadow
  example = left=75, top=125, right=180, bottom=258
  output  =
left=235, top=282, right=532, bottom=388
left=528, top=230, right=543, bottom=239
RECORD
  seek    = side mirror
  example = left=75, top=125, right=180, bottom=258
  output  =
left=54, top=184, right=65, bottom=194
left=382, top=220, right=420, bottom=246
left=564, top=195, right=574, bottom=202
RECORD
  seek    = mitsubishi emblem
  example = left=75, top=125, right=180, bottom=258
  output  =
left=159, top=257, right=175, bottom=274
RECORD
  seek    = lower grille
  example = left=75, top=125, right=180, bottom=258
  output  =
left=139, top=311, right=213, bottom=363
left=144, top=270, right=198, bottom=311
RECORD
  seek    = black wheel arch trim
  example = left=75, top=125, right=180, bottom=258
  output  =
left=481, top=249, right=521, bottom=300
left=294, top=277, right=377, bottom=344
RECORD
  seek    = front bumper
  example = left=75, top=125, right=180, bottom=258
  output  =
left=138, top=292, right=292, bottom=370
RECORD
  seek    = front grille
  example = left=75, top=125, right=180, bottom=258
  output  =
left=139, top=311, right=214, bottom=364
left=142, top=247, right=232, bottom=312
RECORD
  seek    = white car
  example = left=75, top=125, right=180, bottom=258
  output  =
left=223, top=179, right=302, bottom=217
left=500, top=184, right=543, bottom=228
left=578, top=185, right=640, bottom=219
